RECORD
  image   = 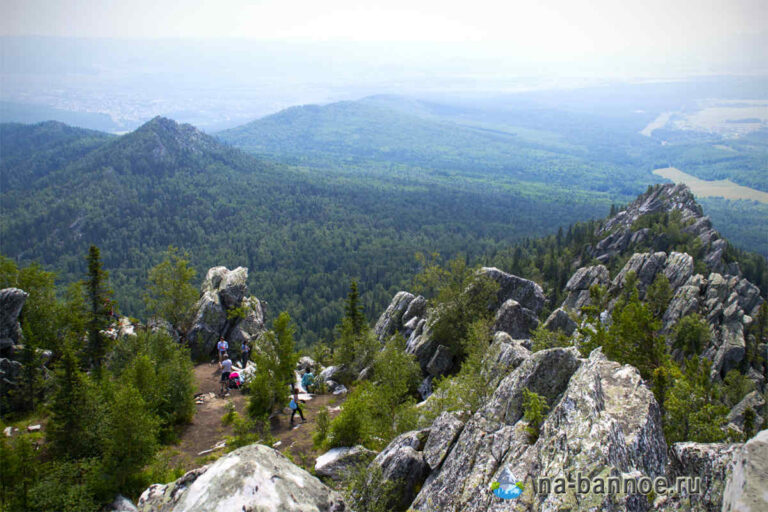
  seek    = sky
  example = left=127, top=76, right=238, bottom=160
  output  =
left=1, top=0, right=766, bottom=129
left=2, top=0, right=766, bottom=63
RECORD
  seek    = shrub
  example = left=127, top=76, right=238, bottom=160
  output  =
left=530, top=325, right=571, bottom=352
left=344, top=463, right=403, bottom=512
left=522, top=388, right=549, bottom=443
left=672, top=313, right=711, bottom=357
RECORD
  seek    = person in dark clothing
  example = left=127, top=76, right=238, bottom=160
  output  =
left=289, top=386, right=305, bottom=424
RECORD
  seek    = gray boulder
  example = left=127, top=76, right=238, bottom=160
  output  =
left=0, top=288, right=27, bottom=354
left=723, top=429, right=768, bottom=512
left=727, top=391, right=766, bottom=431
left=319, top=365, right=344, bottom=383
left=370, top=430, right=431, bottom=510
left=712, top=321, right=746, bottom=379
left=0, top=358, right=22, bottom=386
left=562, top=265, right=610, bottom=311
left=666, top=441, right=741, bottom=511
left=315, top=445, right=377, bottom=481
left=485, top=332, right=532, bottom=387
left=492, top=299, right=539, bottom=339
left=542, top=307, right=577, bottom=336
left=110, top=495, right=139, bottom=512
left=137, top=444, right=345, bottom=512
left=423, top=412, right=467, bottom=470
left=374, top=291, right=415, bottom=342
left=478, top=267, right=546, bottom=314
left=402, top=295, right=427, bottom=325
left=147, top=317, right=180, bottom=342
left=297, top=356, right=318, bottom=373
left=426, top=345, right=453, bottom=377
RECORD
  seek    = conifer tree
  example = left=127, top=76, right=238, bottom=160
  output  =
left=85, top=245, right=112, bottom=372
left=344, top=280, right=366, bottom=336
left=47, top=340, right=102, bottom=460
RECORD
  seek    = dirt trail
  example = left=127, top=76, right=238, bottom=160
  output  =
left=171, top=363, right=343, bottom=471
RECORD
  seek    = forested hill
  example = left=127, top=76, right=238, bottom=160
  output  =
left=216, top=98, right=649, bottom=197
left=1, top=117, right=613, bottom=345
left=217, top=95, right=768, bottom=258
left=0, top=121, right=113, bottom=191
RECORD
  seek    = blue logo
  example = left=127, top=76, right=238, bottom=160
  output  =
left=491, top=466, right=524, bottom=500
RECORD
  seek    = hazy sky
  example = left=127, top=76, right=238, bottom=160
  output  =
left=2, top=0, right=766, bottom=129
left=2, top=0, right=766, bottom=62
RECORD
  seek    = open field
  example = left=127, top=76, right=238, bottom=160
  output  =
left=653, top=167, right=768, bottom=203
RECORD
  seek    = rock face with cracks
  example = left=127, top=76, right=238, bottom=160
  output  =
left=185, top=266, right=266, bottom=360
left=137, top=444, right=345, bottom=512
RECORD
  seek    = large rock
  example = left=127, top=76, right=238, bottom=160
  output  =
left=666, top=441, right=741, bottom=510
left=723, top=429, right=768, bottom=512
left=315, top=445, right=377, bottom=481
left=542, top=307, right=577, bottom=336
left=423, top=412, right=467, bottom=470
left=0, top=357, right=22, bottom=386
left=426, top=345, right=453, bottom=377
left=0, top=288, right=27, bottom=354
left=186, top=266, right=265, bottom=360
left=374, top=291, right=415, bottom=342
left=492, top=299, right=539, bottom=339
left=727, top=391, right=766, bottom=432
left=478, top=267, right=546, bottom=314
left=137, top=444, right=345, bottom=512
left=370, top=430, right=431, bottom=510
left=110, top=495, right=139, bottom=512
left=412, top=348, right=668, bottom=512
left=562, top=265, right=610, bottom=311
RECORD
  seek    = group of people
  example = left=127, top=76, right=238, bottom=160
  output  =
left=216, top=336, right=251, bottom=396
left=215, top=336, right=316, bottom=426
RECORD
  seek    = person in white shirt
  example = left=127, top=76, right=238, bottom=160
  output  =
left=219, top=353, right=233, bottom=396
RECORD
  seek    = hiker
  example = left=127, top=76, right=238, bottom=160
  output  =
left=289, top=386, right=305, bottom=424
left=240, top=340, right=250, bottom=367
left=300, top=368, right=315, bottom=393
left=219, top=353, right=233, bottom=396
left=217, top=337, right=229, bottom=362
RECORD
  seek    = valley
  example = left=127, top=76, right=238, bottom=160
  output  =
left=653, top=166, right=768, bottom=203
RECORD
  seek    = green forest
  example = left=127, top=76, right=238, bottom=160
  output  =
left=2, top=92, right=768, bottom=345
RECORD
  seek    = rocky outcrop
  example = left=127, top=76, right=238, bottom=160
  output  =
left=378, top=269, right=545, bottom=385
left=423, top=411, right=468, bottom=470
left=722, top=429, right=768, bottom=511
left=478, top=267, right=546, bottom=314
left=315, top=445, right=377, bottom=481
left=385, top=347, right=671, bottom=512
left=562, top=265, right=609, bottom=311
left=665, top=441, right=741, bottom=510
left=562, top=249, right=763, bottom=379
left=374, top=291, right=416, bottom=342
left=109, top=495, right=139, bottom=512
left=0, top=288, right=27, bottom=355
left=492, top=299, right=540, bottom=338
left=186, top=266, right=266, bottom=360
left=727, top=391, right=766, bottom=431
left=137, top=444, right=345, bottom=512
left=543, top=307, right=577, bottom=335
left=369, top=429, right=431, bottom=510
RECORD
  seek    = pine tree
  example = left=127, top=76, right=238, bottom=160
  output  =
left=344, top=281, right=366, bottom=336
left=85, top=245, right=112, bottom=373
left=47, top=340, right=103, bottom=460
